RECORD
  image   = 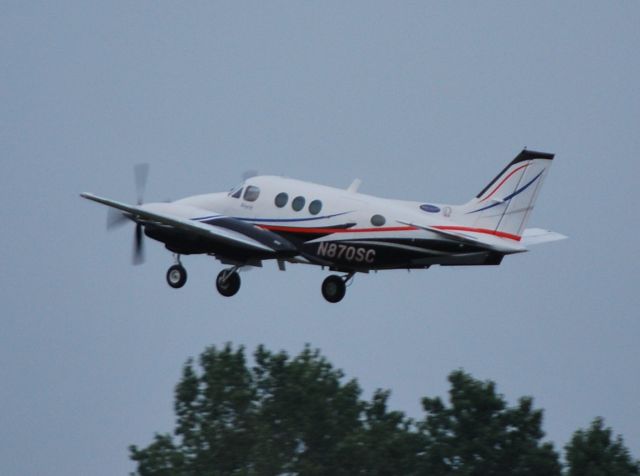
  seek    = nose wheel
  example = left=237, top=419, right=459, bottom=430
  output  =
left=216, top=268, right=241, bottom=297
left=321, top=273, right=352, bottom=303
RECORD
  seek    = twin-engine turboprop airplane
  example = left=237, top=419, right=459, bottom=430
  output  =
left=81, top=149, right=565, bottom=303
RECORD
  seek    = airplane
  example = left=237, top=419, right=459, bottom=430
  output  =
left=81, top=149, right=566, bottom=303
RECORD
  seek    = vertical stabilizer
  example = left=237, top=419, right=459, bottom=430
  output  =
left=457, top=150, right=554, bottom=239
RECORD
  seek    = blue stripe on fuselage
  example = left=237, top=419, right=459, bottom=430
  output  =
left=191, top=211, right=351, bottom=224
left=234, top=211, right=352, bottom=223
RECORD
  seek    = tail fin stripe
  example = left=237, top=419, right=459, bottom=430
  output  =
left=467, top=170, right=544, bottom=214
left=478, top=163, right=529, bottom=203
left=457, top=149, right=554, bottom=237
left=475, top=150, right=553, bottom=198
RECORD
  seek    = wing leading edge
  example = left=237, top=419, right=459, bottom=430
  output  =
left=80, top=193, right=296, bottom=255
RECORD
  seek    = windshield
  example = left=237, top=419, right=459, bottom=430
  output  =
left=228, top=183, right=244, bottom=198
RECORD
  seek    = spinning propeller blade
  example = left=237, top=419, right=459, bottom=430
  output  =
left=104, top=163, right=150, bottom=264
left=133, top=223, right=145, bottom=265
left=134, top=163, right=149, bottom=205
left=106, top=207, right=129, bottom=230
left=132, top=163, right=149, bottom=264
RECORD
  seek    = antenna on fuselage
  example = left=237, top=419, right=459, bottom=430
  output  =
left=347, top=178, right=361, bottom=193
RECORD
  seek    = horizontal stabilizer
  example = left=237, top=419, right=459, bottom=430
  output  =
left=521, top=228, right=568, bottom=246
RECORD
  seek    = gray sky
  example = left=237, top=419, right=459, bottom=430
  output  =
left=2, top=2, right=639, bottom=475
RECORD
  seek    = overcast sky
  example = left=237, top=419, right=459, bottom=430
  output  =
left=2, top=2, right=639, bottom=475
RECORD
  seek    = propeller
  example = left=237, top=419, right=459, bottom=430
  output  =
left=106, top=163, right=150, bottom=265
left=106, top=207, right=128, bottom=230
left=132, top=163, right=149, bottom=265
left=135, top=163, right=149, bottom=205
left=133, top=221, right=145, bottom=265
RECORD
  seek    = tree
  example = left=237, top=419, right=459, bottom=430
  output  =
left=417, top=370, right=562, bottom=476
left=130, top=344, right=256, bottom=476
left=565, top=417, right=640, bottom=476
left=133, top=346, right=640, bottom=476
left=248, top=344, right=363, bottom=475
left=129, top=343, right=418, bottom=476
left=341, top=389, right=424, bottom=475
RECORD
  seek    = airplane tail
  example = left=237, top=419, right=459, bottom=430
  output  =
left=456, top=149, right=555, bottom=240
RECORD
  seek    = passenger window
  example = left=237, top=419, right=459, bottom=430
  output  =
left=243, top=185, right=260, bottom=202
left=292, top=196, right=305, bottom=211
left=371, top=214, right=386, bottom=226
left=275, top=192, right=288, bottom=208
left=309, top=199, right=322, bottom=215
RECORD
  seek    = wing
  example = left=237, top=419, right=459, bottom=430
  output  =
left=81, top=193, right=296, bottom=255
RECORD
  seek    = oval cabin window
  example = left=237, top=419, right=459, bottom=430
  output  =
left=292, top=196, right=306, bottom=211
left=274, top=192, right=288, bottom=208
left=309, top=200, right=322, bottom=215
left=370, top=214, right=386, bottom=226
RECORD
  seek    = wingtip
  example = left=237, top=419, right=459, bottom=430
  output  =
left=80, top=192, right=99, bottom=201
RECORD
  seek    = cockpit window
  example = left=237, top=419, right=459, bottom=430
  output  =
left=243, top=185, right=260, bottom=202
left=229, top=186, right=243, bottom=199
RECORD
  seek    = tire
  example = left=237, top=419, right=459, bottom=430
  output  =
left=321, top=275, right=346, bottom=303
left=216, top=270, right=241, bottom=297
left=166, top=265, right=187, bottom=289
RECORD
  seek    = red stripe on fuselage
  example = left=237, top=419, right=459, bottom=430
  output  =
left=478, top=163, right=529, bottom=203
left=259, top=223, right=520, bottom=241
left=433, top=225, right=521, bottom=241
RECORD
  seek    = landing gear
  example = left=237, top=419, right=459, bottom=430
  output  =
left=216, top=267, right=241, bottom=297
left=166, top=255, right=187, bottom=289
left=166, top=264, right=187, bottom=288
left=321, top=273, right=353, bottom=303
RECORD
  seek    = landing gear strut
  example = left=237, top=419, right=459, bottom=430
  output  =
left=166, top=256, right=187, bottom=289
left=216, top=267, right=241, bottom=297
left=321, top=273, right=354, bottom=303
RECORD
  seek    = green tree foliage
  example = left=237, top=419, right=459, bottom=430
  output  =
left=130, top=344, right=420, bottom=475
left=417, top=370, right=562, bottom=476
left=130, top=345, right=636, bottom=476
left=565, top=417, right=640, bottom=476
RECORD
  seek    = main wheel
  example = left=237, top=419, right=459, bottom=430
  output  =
left=216, top=269, right=241, bottom=297
left=321, top=275, right=346, bottom=303
left=166, top=265, right=187, bottom=289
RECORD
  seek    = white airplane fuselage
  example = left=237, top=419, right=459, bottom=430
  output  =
left=143, top=175, right=518, bottom=272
